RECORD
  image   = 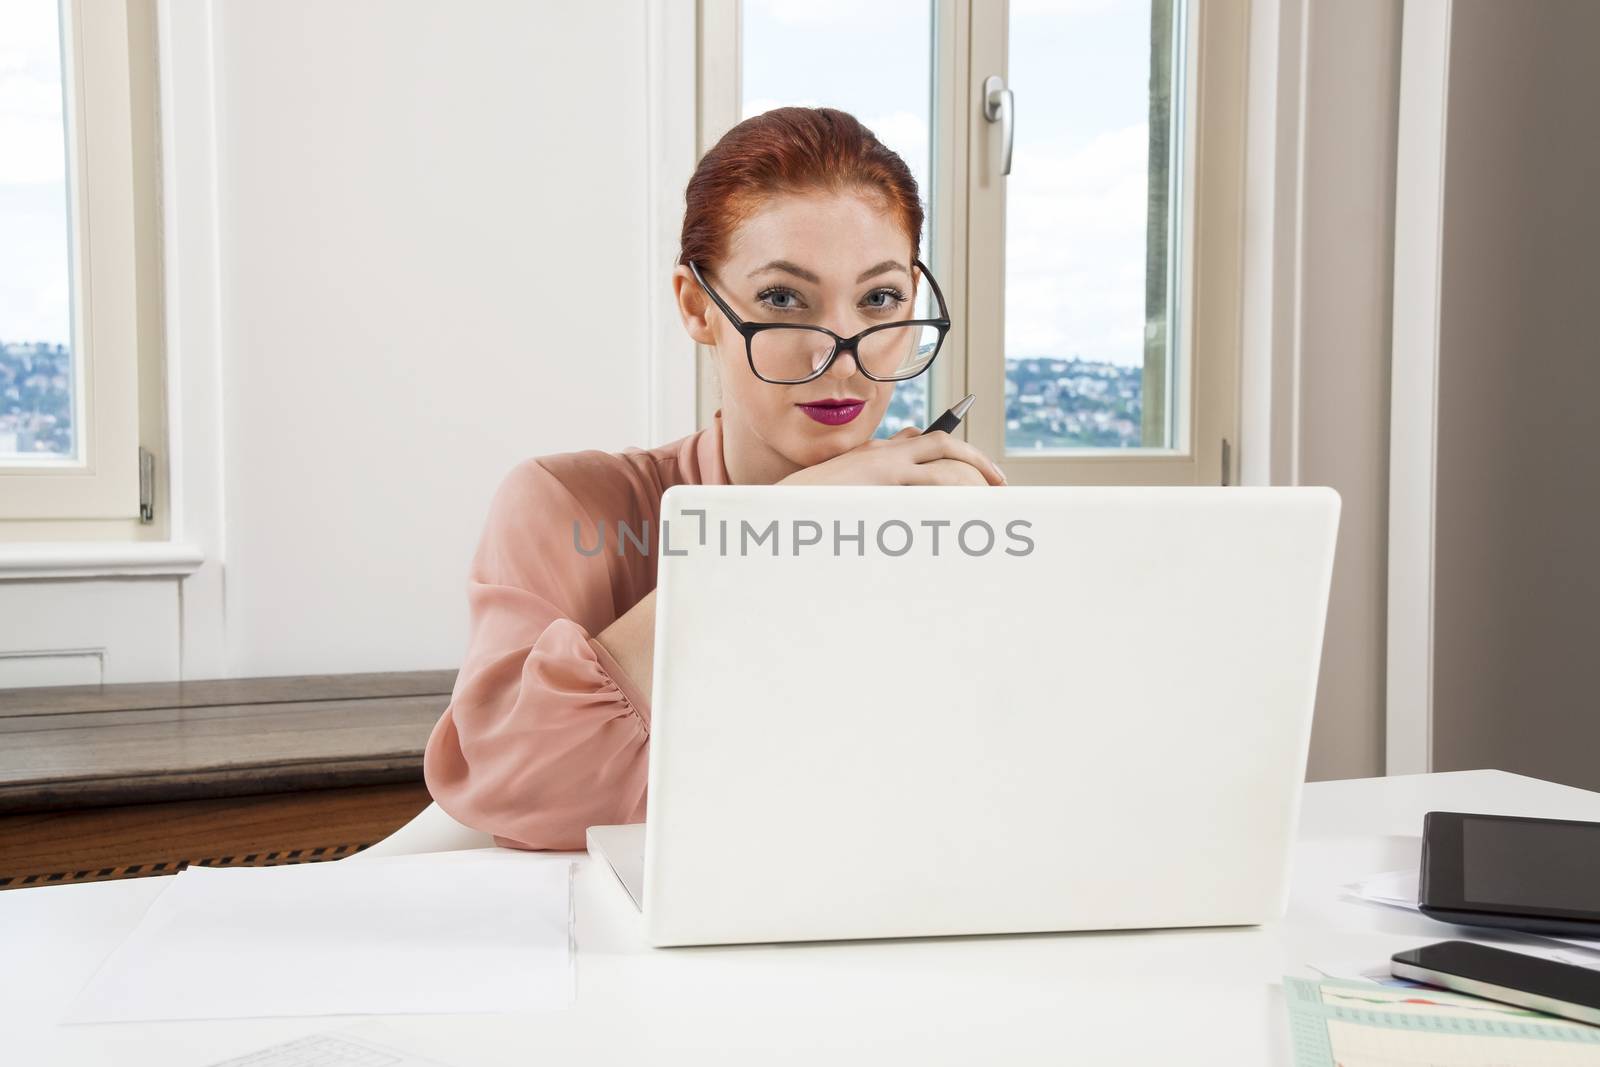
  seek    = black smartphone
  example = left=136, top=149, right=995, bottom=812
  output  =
left=1419, top=811, right=1600, bottom=937
left=1391, top=940, right=1600, bottom=1027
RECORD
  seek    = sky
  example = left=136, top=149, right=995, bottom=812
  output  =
left=0, top=0, right=72, bottom=347
left=0, top=0, right=1163, bottom=366
left=743, top=0, right=1160, bottom=367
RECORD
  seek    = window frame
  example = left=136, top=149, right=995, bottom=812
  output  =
left=695, top=0, right=1244, bottom=485
left=0, top=0, right=161, bottom=530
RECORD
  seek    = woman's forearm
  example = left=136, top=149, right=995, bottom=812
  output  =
left=595, top=587, right=657, bottom=707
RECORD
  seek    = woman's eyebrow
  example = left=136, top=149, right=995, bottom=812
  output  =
left=855, top=259, right=909, bottom=283
left=748, top=259, right=819, bottom=283
left=746, top=259, right=910, bottom=284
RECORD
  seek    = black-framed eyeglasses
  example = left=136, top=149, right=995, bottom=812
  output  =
left=687, top=257, right=952, bottom=385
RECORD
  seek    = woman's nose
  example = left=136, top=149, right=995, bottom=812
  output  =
left=826, top=341, right=861, bottom=379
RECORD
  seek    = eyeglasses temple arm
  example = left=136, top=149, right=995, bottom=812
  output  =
left=913, top=258, right=951, bottom=322
left=688, top=261, right=746, bottom=329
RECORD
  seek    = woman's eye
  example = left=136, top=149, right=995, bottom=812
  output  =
left=863, top=288, right=908, bottom=311
left=757, top=288, right=802, bottom=312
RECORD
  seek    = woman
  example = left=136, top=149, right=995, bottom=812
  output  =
left=423, top=107, right=1006, bottom=850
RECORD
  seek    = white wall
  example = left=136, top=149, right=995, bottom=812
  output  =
left=0, top=578, right=178, bottom=685
left=204, top=1, right=657, bottom=676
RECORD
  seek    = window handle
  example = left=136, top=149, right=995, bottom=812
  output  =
left=983, top=75, right=1015, bottom=176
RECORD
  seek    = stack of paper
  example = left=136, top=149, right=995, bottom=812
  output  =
left=64, top=849, right=574, bottom=1023
left=1286, top=975, right=1600, bottom=1066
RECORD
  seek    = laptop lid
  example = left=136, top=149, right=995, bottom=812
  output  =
left=642, top=485, right=1340, bottom=946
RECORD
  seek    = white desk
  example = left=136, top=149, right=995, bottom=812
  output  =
left=5, top=769, right=1598, bottom=1066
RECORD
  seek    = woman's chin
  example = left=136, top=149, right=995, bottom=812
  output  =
left=765, top=406, right=888, bottom=469
left=785, top=433, right=874, bottom=469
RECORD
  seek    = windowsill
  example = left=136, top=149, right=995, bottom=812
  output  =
left=0, top=670, right=455, bottom=813
left=0, top=541, right=206, bottom=580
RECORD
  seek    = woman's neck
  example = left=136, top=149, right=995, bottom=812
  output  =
left=720, top=410, right=802, bottom=486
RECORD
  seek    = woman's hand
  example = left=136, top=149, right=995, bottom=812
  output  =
left=779, top=427, right=1006, bottom=487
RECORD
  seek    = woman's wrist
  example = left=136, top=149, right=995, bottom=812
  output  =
left=594, top=588, right=657, bottom=706
left=775, top=467, right=818, bottom=487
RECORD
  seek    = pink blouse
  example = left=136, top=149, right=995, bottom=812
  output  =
left=423, top=410, right=730, bottom=850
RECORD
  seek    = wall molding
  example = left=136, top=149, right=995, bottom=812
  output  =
left=1385, top=0, right=1452, bottom=776
left=0, top=542, right=202, bottom=580
left=156, top=0, right=229, bottom=679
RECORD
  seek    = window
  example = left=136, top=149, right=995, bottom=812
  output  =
left=699, top=0, right=1243, bottom=484
left=0, top=0, right=160, bottom=531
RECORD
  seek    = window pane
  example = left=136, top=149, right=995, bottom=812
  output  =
left=1004, top=0, right=1180, bottom=453
left=740, top=0, right=935, bottom=437
left=0, top=0, right=76, bottom=461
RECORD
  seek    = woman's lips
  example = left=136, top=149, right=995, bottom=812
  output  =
left=796, top=399, right=865, bottom=426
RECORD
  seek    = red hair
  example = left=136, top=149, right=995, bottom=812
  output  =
left=678, top=107, right=924, bottom=271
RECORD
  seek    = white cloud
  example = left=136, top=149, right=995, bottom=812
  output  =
left=0, top=112, right=68, bottom=184
left=1004, top=122, right=1154, bottom=365
left=741, top=95, right=819, bottom=118
left=1009, top=0, right=1128, bottom=17
left=0, top=0, right=68, bottom=185
left=0, top=184, right=72, bottom=344
left=0, top=3, right=72, bottom=344
left=743, top=0, right=927, bottom=29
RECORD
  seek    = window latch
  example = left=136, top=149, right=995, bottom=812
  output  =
left=983, top=75, right=1015, bottom=176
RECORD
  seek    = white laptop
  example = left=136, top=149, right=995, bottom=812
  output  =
left=588, top=484, right=1340, bottom=947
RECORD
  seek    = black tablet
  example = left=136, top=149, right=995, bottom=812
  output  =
left=1419, top=811, right=1600, bottom=938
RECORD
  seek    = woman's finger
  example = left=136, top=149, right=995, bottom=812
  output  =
left=907, top=432, right=1006, bottom=486
left=903, top=459, right=991, bottom=487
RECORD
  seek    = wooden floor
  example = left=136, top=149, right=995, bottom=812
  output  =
left=0, top=670, right=452, bottom=890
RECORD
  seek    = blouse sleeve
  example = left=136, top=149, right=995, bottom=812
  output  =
left=423, top=457, right=653, bottom=851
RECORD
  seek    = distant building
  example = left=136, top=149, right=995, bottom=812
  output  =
left=1005, top=356, right=1142, bottom=449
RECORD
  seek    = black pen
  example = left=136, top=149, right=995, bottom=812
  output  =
left=922, top=393, right=975, bottom=435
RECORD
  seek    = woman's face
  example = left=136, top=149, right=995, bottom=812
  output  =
left=675, top=189, right=918, bottom=480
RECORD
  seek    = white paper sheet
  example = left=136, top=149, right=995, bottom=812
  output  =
left=206, top=1030, right=455, bottom=1066
left=1312, top=868, right=1600, bottom=981
left=64, top=849, right=574, bottom=1024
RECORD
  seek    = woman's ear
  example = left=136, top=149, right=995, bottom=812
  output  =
left=672, top=266, right=718, bottom=346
